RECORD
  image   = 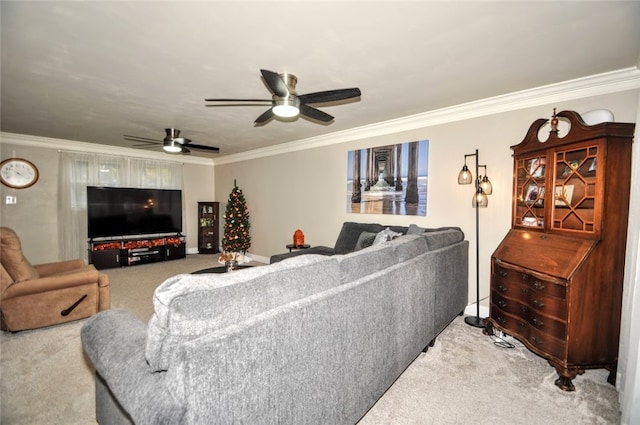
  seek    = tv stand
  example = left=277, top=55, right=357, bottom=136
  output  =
left=89, top=234, right=186, bottom=270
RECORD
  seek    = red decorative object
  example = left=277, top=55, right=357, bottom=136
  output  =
left=93, top=242, right=121, bottom=251
left=94, top=237, right=182, bottom=251
left=293, top=229, right=305, bottom=247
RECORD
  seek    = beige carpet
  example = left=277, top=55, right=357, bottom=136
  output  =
left=1, top=255, right=620, bottom=424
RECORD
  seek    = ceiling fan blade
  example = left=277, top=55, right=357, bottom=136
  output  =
left=204, top=98, right=272, bottom=102
left=260, top=69, right=289, bottom=97
left=254, top=108, right=275, bottom=124
left=133, top=144, right=163, bottom=150
left=298, top=88, right=361, bottom=104
left=300, top=104, right=334, bottom=123
left=124, top=135, right=162, bottom=143
left=185, top=143, right=220, bottom=153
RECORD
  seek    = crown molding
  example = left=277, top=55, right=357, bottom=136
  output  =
left=2, top=68, right=638, bottom=167
left=213, top=67, right=640, bottom=166
left=0, top=132, right=215, bottom=166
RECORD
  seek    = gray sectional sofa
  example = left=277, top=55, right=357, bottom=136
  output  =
left=81, top=224, right=468, bottom=424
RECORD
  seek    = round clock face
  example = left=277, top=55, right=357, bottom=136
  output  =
left=0, top=158, right=39, bottom=189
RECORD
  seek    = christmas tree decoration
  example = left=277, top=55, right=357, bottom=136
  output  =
left=222, top=180, right=251, bottom=258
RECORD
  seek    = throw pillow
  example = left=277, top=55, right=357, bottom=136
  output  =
left=372, top=227, right=402, bottom=245
left=354, top=231, right=377, bottom=251
left=407, top=224, right=426, bottom=235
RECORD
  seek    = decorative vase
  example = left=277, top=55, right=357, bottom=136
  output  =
left=293, top=229, right=305, bottom=247
left=225, top=259, right=238, bottom=272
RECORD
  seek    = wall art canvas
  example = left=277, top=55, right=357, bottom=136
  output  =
left=347, top=140, right=429, bottom=215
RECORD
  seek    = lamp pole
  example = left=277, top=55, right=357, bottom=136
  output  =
left=458, top=149, right=491, bottom=328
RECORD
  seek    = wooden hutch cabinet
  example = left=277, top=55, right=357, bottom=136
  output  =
left=198, top=202, right=219, bottom=254
left=484, top=110, right=635, bottom=391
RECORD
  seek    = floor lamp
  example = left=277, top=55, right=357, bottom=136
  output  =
left=457, top=149, right=493, bottom=328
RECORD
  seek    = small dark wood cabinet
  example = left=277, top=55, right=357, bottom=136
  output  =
left=484, top=110, right=635, bottom=391
left=198, top=202, right=219, bottom=254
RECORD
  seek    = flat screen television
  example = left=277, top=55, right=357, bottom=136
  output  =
left=87, top=186, right=182, bottom=239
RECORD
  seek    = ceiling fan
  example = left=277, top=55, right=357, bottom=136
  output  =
left=205, top=69, right=361, bottom=124
left=124, top=128, right=220, bottom=154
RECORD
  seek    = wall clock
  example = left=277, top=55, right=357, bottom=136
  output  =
left=0, top=158, right=40, bottom=189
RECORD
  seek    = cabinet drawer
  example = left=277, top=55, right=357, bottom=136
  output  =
left=493, top=263, right=566, bottom=299
left=492, top=293, right=567, bottom=340
left=491, top=307, right=566, bottom=361
left=492, top=280, right=567, bottom=320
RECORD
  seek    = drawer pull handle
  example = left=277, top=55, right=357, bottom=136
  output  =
left=521, top=287, right=529, bottom=294
left=532, top=299, right=545, bottom=308
left=519, top=321, right=527, bottom=328
left=533, top=281, right=546, bottom=290
left=532, top=317, right=544, bottom=327
left=521, top=273, right=530, bottom=281
left=521, top=305, right=528, bottom=313
left=531, top=336, right=542, bottom=345
left=497, top=300, right=507, bottom=308
left=497, top=316, right=506, bottom=325
left=498, top=270, right=507, bottom=278
left=498, top=285, right=507, bottom=293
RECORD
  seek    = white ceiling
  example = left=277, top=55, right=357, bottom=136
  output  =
left=2, top=1, right=639, bottom=158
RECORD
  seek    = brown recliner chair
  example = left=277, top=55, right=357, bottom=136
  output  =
left=0, top=227, right=110, bottom=332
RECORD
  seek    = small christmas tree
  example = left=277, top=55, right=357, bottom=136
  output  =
left=222, top=180, right=251, bottom=256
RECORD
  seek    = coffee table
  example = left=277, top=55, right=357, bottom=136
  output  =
left=192, top=265, right=252, bottom=274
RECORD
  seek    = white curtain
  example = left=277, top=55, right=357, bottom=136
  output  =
left=58, top=152, right=183, bottom=261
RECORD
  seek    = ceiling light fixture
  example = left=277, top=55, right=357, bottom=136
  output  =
left=163, top=140, right=182, bottom=153
left=162, top=128, right=184, bottom=153
left=272, top=96, right=300, bottom=118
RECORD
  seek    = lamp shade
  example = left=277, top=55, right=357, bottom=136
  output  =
left=472, top=187, right=488, bottom=208
left=480, top=175, right=493, bottom=195
left=458, top=165, right=472, bottom=185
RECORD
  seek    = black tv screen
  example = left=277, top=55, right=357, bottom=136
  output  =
left=87, top=186, right=182, bottom=238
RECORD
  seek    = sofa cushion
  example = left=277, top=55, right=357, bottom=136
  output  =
left=407, top=224, right=426, bottom=234
left=421, top=228, right=465, bottom=250
left=0, top=227, right=39, bottom=282
left=335, top=242, right=397, bottom=284
left=333, top=222, right=407, bottom=255
left=354, top=231, right=377, bottom=251
left=146, top=254, right=341, bottom=371
left=0, top=264, right=14, bottom=294
left=388, top=234, right=429, bottom=263
left=372, top=227, right=402, bottom=245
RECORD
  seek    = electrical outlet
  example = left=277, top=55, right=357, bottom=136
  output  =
left=5, top=196, right=17, bottom=204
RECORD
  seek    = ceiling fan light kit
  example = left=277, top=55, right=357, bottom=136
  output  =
left=272, top=96, right=300, bottom=118
left=163, top=140, right=183, bottom=153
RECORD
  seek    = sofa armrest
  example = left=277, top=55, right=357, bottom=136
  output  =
left=81, top=309, right=185, bottom=424
left=1, top=266, right=102, bottom=298
left=269, top=246, right=335, bottom=263
left=35, top=259, right=86, bottom=277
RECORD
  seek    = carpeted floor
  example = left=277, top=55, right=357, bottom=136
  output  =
left=1, top=255, right=621, bottom=424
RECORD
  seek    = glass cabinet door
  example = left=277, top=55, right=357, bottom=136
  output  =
left=514, top=155, right=546, bottom=229
left=551, top=145, right=598, bottom=233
